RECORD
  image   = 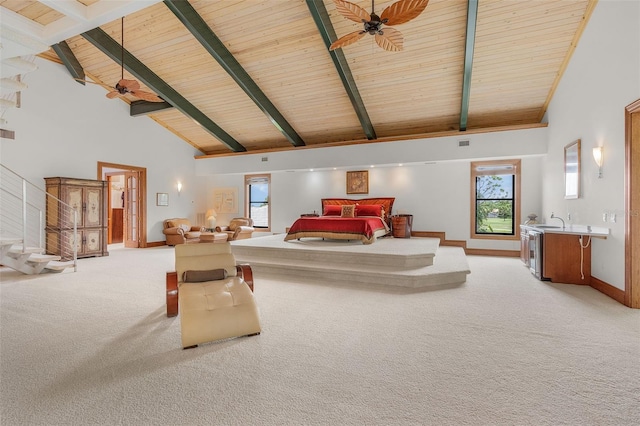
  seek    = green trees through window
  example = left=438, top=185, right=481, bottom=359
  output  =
left=470, top=160, right=520, bottom=240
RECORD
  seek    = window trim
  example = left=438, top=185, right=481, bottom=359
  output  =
left=470, top=159, right=521, bottom=241
left=245, top=173, right=271, bottom=232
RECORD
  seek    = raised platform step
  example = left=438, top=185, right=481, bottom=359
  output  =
left=232, top=234, right=437, bottom=268
left=230, top=235, right=470, bottom=289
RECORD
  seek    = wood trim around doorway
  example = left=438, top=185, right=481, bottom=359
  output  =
left=625, top=99, right=640, bottom=308
left=97, top=162, right=148, bottom=248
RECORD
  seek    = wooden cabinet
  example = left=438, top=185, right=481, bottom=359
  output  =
left=520, top=225, right=592, bottom=284
left=45, top=177, right=108, bottom=260
left=543, top=233, right=591, bottom=285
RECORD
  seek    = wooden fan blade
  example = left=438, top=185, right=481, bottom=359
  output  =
left=333, top=0, right=370, bottom=23
left=118, top=79, right=140, bottom=91
left=329, top=30, right=366, bottom=51
left=381, top=0, right=429, bottom=26
left=106, top=91, right=122, bottom=99
left=130, top=90, right=164, bottom=103
left=375, top=27, right=404, bottom=51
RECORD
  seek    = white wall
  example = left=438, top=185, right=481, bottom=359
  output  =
left=0, top=58, right=203, bottom=243
left=543, top=0, right=640, bottom=290
left=198, top=138, right=545, bottom=251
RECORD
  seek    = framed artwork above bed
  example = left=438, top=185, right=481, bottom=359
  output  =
left=346, top=170, right=368, bottom=194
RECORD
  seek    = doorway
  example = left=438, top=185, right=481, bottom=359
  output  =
left=625, top=99, right=640, bottom=308
left=98, top=162, right=148, bottom=248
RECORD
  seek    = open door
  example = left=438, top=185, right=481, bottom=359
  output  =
left=626, top=99, right=640, bottom=308
left=124, top=171, right=140, bottom=248
left=98, top=162, right=147, bottom=248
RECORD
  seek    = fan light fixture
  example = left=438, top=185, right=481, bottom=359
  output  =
left=330, top=0, right=429, bottom=52
left=593, top=146, right=604, bottom=178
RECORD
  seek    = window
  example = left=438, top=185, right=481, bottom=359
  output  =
left=245, top=174, right=270, bottom=231
left=470, top=160, right=520, bottom=240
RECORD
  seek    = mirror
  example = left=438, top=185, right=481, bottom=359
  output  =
left=564, top=139, right=581, bottom=199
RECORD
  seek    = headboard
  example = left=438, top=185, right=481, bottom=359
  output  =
left=321, top=197, right=395, bottom=223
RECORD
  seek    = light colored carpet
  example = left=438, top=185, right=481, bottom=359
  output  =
left=1, top=244, right=638, bottom=425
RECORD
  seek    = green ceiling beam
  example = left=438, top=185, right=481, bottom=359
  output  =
left=460, top=0, right=479, bottom=132
left=130, top=100, right=173, bottom=117
left=81, top=27, right=246, bottom=152
left=51, top=41, right=85, bottom=84
left=306, top=0, right=376, bottom=140
left=164, top=0, right=305, bottom=148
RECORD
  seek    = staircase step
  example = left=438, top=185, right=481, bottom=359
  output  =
left=9, top=246, right=45, bottom=255
left=0, top=238, right=22, bottom=246
left=44, top=260, right=75, bottom=272
left=26, top=253, right=61, bottom=263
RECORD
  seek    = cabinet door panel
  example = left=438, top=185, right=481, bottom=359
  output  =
left=85, top=188, right=102, bottom=227
left=65, top=187, right=84, bottom=228
left=84, top=229, right=102, bottom=254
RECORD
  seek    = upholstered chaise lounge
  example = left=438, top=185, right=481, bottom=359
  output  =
left=166, top=243, right=261, bottom=348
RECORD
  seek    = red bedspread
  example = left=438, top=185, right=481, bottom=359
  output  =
left=284, top=216, right=388, bottom=244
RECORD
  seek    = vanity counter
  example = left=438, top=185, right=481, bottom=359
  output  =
left=521, top=224, right=609, bottom=238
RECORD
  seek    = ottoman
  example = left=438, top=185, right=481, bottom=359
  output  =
left=199, top=232, right=228, bottom=243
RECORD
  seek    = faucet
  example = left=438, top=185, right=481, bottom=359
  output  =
left=550, top=212, right=565, bottom=229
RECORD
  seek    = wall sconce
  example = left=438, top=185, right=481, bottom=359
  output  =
left=177, top=181, right=183, bottom=194
left=592, top=146, right=604, bottom=178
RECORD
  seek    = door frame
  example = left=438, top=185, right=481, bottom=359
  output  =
left=625, top=99, right=640, bottom=308
left=97, top=161, right=148, bottom=248
left=104, top=172, right=125, bottom=244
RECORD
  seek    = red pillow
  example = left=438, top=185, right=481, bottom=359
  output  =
left=323, top=205, right=342, bottom=216
left=356, top=204, right=383, bottom=218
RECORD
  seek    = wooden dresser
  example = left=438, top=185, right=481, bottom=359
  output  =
left=45, top=177, right=108, bottom=260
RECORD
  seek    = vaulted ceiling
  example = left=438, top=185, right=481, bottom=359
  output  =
left=1, top=0, right=596, bottom=157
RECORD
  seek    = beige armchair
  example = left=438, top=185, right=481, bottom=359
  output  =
left=163, top=218, right=204, bottom=245
left=215, top=217, right=255, bottom=241
left=166, top=243, right=261, bottom=349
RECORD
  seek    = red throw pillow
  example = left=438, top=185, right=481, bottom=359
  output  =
left=323, top=205, right=342, bottom=216
left=356, top=204, right=383, bottom=218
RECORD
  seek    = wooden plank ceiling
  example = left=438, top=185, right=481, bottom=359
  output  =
left=5, top=0, right=595, bottom=156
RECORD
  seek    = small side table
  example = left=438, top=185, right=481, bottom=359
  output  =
left=391, top=214, right=413, bottom=238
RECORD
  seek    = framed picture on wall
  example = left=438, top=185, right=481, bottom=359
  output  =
left=213, top=187, right=238, bottom=213
left=156, top=192, right=169, bottom=206
left=346, top=170, right=369, bottom=194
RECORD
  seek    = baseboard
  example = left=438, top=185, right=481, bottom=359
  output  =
left=411, top=231, right=519, bottom=257
left=590, top=275, right=625, bottom=305
left=412, top=231, right=466, bottom=248
left=465, top=248, right=520, bottom=257
left=146, top=241, right=166, bottom=248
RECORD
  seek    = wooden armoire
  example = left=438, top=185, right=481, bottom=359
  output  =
left=45, top=177, right=108, bottom=260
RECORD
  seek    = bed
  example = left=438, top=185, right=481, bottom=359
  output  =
left=284, top=197, right=395, bottom=245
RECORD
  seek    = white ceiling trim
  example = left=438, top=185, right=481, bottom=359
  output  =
left=0, top=0, right=163, bottom=59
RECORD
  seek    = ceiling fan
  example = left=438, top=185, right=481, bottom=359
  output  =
left=76, top=17, right=164, bottom=103
left=329, top=0, right=429, bottom=52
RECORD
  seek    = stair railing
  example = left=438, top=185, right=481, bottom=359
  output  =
left=0, top=164, right=78, bottom=271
